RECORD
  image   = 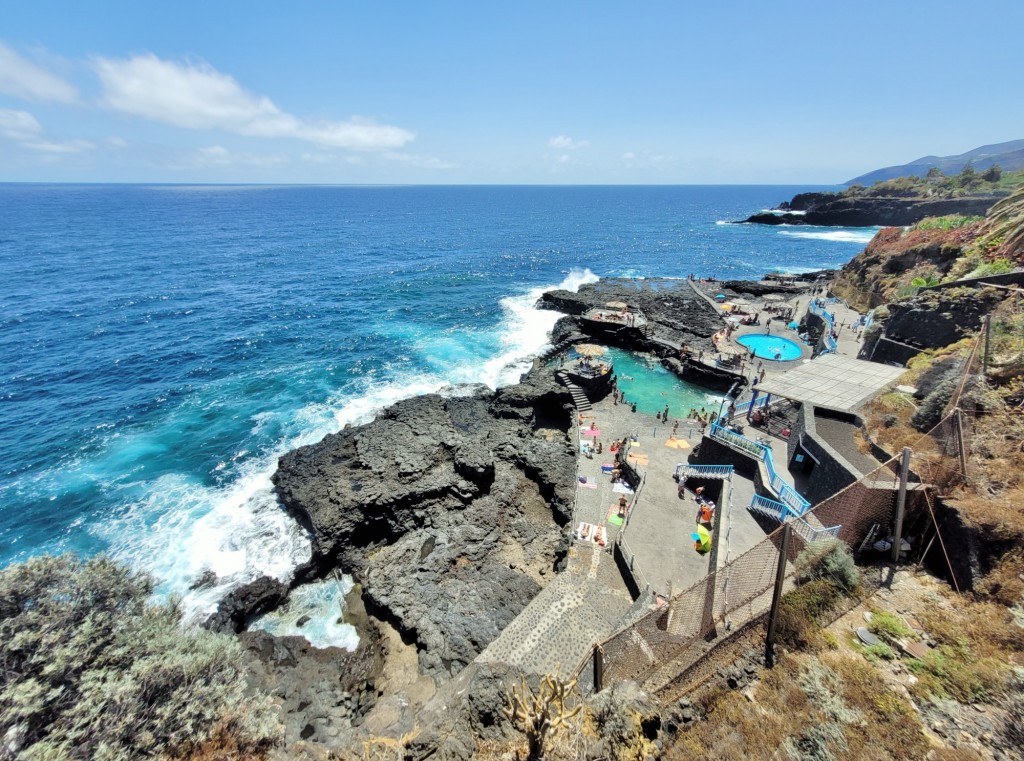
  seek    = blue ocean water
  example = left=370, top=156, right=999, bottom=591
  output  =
left=0, top=184, right=873, bottom=631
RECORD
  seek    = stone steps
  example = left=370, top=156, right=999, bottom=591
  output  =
left=555, top=370, right=593, bottom=412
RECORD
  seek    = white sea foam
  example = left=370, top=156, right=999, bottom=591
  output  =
left=778, top=229, right=877, bottom=244
left=249, top=577, right=360, bottom=651
left=760, top=208, right=806, bottom=216
left=772, top=265, right=825, bottom=275
left=99, top=266, right=602, bottom=646
left=476, top=267, right=599, bottom=389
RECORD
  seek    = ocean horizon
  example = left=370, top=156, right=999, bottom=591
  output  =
left=0, top=183, right=873, bottom=646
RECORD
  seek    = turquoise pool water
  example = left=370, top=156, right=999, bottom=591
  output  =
left=736, top=334, right=803, bottom=361
left=607, top=347, right=726, bottom=418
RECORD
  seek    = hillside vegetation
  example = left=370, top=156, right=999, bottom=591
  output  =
left=846, top=164, right=1024, bottom=200
left=834, top=183, right=1024, bottom=310
left=0, top=555, right=281, bottom=759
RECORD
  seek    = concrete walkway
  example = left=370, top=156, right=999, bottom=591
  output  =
left=477, top=370, right=772, bottom=677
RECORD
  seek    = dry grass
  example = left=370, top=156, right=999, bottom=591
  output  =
left=908, top=589, right=1024, bottom=703
left=664, top=651, right=931, bottom=761
left=663, top=666, right=800, bottom=761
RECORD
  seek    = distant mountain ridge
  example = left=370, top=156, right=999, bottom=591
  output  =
left=847, top=139, right=1024, bottom=186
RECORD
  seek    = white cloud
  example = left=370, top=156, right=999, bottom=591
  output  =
left=382, top=151, right=456, bottom=169
left=0, top=109, right=43, bottom=141
left=548, top=135, right=589, bottom=150
left=622, top=151, right=636, bottom=160
left=93, top=54, right=415, bottom=150
left=191, top=145, right=288, bottom=167
left=0, top=42, right=77, bottom=103
left=0, top=108, right=92, bottom=153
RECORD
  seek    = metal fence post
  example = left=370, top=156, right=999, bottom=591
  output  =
left=982, top=313, right=991, bottom=376
left=765, top=523, right=792, bottom=668
left=593, top=644, right=604, bottom=693
left=892, top=447, right=912, bottom=563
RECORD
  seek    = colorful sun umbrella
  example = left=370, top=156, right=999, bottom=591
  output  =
left=691, top=524, right=712, bottom=554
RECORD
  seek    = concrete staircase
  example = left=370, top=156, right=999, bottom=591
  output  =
left=555, top=370, right=592, bottom=413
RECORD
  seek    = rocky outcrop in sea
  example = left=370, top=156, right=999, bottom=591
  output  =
left=271, top=365, right=577, bottom=682
left=539, top=277, right=723, bottom=350
left=740, top=191, right=998, bottom=227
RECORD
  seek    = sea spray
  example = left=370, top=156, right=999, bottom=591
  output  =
left=101, top=267, right=600, bottom=645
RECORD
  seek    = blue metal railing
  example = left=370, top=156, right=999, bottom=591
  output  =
left=749, top=496, right=843, bottom=544
left=709, top=423, right=812, bottom=515
left=731, top=395, right=770, bottom=416
left=748, top=494, right=797, bottom=520
left=674, top=463, right=734, bottom=480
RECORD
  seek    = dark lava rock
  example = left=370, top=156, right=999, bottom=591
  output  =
left=406, top=662, right=534, bottom=761
left=188, top=568, right=218, bottom=591
left=742, top=194, right=997, bottom=227
left=883, top=287, right=1003, bottom=350
left=272, top=367, right=576, bottom=681
left=203, top=576, right=289, bottom=634
left=240, top=627, right=383, bottom=747
left=537, top=277, right=723, bottom=350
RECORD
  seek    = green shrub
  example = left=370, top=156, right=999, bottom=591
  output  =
left=0, top=554, right=281, bottom=759
left=914, top=215, right=984, bottom=231
left=861, top=643, right=897, bottom=663
left=868, top=610, right=913, bottom=640
left=967, top=257, right=1016, bottom=278
left=795, top=539, right=860, bottom=594
left=909, top=376, right=958, bottom=432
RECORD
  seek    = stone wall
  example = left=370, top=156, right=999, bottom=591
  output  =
left=859, top=335, right=920, bottom=366
left=690, top=436, right=758, bottom=480
left=790, top=407, right=860, bottom=507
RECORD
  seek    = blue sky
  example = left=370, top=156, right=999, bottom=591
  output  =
left=1, top=0, right=1022, bottom=184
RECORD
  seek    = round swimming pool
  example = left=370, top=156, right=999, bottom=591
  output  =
left=736, top=334, right=803, bottom=361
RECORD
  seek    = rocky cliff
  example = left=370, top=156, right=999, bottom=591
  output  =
left=832, top=224, right=981, bottom=311
left=538, top=277, right=723, bottom=349
left=271, top=366, right=577, bottom=682
left=742, top=193, right=997, bottom=227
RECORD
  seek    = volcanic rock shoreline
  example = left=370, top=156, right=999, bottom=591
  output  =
left=271, top=364, right=578, bottom=681
left=237, top=276, right=796, bottom=754
left=740, top=190, right=998, bottom=227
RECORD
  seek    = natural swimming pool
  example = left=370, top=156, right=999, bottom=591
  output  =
left=736, top=333, right=803, bottom=361
left=607, top=347, right=726, bottom=418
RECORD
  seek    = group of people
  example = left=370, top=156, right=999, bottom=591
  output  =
left=693, top=486, right=715, bottom=528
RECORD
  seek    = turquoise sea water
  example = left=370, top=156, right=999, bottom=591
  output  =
left=605, top=347, right=726, bottom=417
left=0, top=184, right=874, bottom=635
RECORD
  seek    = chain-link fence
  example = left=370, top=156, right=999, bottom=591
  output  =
left=573, top=341, right=986, bottom=697
left=564, top=319, right=996, bottom=698
left=577, top=452, right=904, bottom=694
